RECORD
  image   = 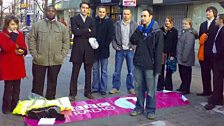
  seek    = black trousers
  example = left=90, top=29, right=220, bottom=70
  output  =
left=157, top=64, right=173, bottom=91
left=208, top=59, right=224, bottom=105
left=2, top=79, right=21, bottom=112
left=199, top=59, right=213, bottom=94
left=178, top=64, right=192, bottom=92
left=32, top=64, right=61, bottom=100
left=70, top=63, right=93, bottom=96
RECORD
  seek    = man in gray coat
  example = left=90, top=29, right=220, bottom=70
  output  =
left=28, top=5, right=70, bottom=100
left=110, top=8, right=138, bottom=95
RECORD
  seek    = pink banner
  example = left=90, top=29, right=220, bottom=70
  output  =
left=24, top=92, right=189, bottom=125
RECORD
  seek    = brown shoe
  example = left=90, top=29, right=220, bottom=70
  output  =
left=109, top=88, right=120, bottom=94
left=84, top=93, right=94, bottom=99
left=69, top=96, right=76, bottom=101
left=128, top=89, right=136, bottom=95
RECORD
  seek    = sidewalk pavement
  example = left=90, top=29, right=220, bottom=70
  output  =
left=0, top=50, right=224, bottom=126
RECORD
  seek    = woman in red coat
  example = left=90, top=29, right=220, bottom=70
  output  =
left=0, top=15, right=27, bottom=114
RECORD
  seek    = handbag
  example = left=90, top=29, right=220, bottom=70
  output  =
left=88, top=37, right=99, bottom=49
left=166, top=57, right=177, bottom=73
left=2, top=32, right=27, bottom=55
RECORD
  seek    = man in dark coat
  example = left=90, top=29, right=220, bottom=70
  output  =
left=197, top=6, right=218, bottom=96
left=92, top=6, right=114, bottom=95
left=69, top=2, right=96, bottom=100
left=205, top=14, right=224, bottom=110
left=129, top=9, right=163, bottom=120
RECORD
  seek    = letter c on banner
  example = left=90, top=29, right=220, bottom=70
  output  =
left=114, top=97, right=137, bottom=109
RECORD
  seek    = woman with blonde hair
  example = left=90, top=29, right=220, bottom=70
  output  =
left=176, top=18, right=198, bottom=95
left=157, top=16, right=178, bottom=91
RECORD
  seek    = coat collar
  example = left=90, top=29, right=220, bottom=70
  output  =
left=78, top=14, right=89, bottom=23
left=45, top=18, right=56, bottom=23
left=2, top=28, right=10, bottom=34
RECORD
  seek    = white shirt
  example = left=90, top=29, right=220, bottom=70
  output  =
left=80, top=14, right=87, bottom=22
left=207, top=18, right=214, bottom=30
left=212, top=25, right=224, bottom=53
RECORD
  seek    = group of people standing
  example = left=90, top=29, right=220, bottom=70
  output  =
left=0, top=2, right=162, bottom=119
left=0, top=1, right=223, bottom=120
left=198, top=7, right=224, bottom=110
left=156, top=6, right=224, bottom=111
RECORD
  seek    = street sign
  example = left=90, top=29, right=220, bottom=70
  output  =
left=26, top=10, right=34, bottom=15
left=123, top=0, right=136, bottom=6
left=20, top=3, right=27, bottom=9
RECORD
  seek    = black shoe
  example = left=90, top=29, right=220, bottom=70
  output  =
left=157, top=88, right=163, bottom=91
left=84, top=93, right=94, bottom=99
left=181, top=91, right=190, bottom=95
left=204, top=103, right=215, bottom=110
left=176, top=88, right=182, bottom=92
left=69, top=96, right=76, bottom=101
left=216, top=101, right=224, bottom=105
left=196, top=93, right=211, bottom=96
left=2, top=109, right=11, bottom=114
left=165, top=88, right=173, bottom=91
left=91, top=90, right=99, bottom=93
left=100, top=91, right=107, bottom=95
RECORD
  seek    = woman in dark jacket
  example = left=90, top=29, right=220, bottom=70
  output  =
left=157, top=16, right=178, bottom=91
left=176, top=18, right=198, bottom=95
left=0, top=15, right=27, bottom=114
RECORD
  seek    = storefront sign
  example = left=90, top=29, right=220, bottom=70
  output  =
left=94, top=0, right=119, bottom=4
left=123, top=0, right=136, bottom=6
left=20, top=3, right=27, bottom=9
left=101, top=0, right=112, bottom=3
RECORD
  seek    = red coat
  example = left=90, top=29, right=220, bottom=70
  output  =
left=0, top=30, right=27, bottom=81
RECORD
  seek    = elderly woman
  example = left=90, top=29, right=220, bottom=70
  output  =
left=176, top=18, right=198, bottom=95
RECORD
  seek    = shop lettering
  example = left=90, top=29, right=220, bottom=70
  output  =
left=72, top=102, right=116, bottom=115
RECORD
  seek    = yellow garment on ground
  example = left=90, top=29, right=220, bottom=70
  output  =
left=12, top=97, right=72, bottom=115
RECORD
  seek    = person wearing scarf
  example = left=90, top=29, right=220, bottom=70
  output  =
left=129, top=9, right=163, bottom=120
left=0, top=15, right=27, bottom=114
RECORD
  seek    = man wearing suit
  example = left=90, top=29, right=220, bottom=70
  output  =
left=204, top=14, right=224, bottom=110
left=69, top=2, right=96, bottom=100
left=197, top=6, right=218, bottom=96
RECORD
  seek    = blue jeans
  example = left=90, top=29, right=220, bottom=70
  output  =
left=92, top=58, right=108, bottom=92
left=134, top=66, right=158, bottom=114
left=112, top=50, right=134, bottom=90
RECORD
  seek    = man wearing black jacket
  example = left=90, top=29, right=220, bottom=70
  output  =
left=129, top=9, right=163, bottom=120
left=197, top=6, right=218, bottom=96
left=204, top=14, right=224, bottom=110
left=92, top=6, right=114, bottom=95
